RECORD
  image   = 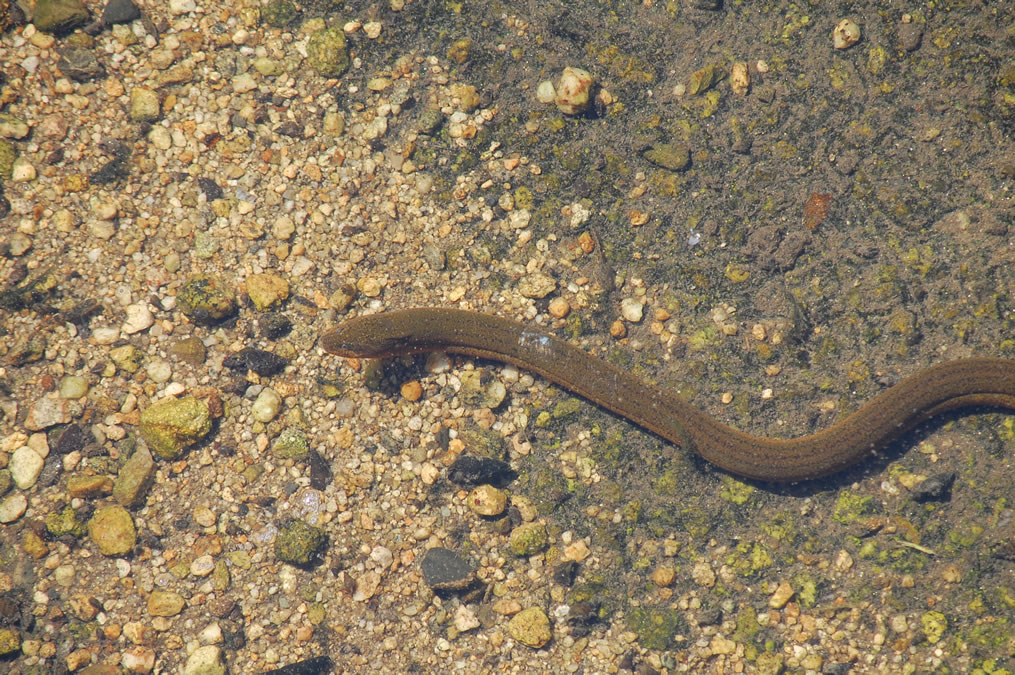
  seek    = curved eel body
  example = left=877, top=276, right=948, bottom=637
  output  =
left=322, top=308, right=1015, bottom=482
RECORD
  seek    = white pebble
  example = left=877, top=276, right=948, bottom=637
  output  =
left=621, top=298, right=645, bottom=322
left=11, top=446, right=45, bottom=489
left=122, top=304, right=154, bottom=334
left=251, top=388, right=282, bottom=422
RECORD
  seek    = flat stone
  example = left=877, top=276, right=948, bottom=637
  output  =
left=507, top=607, right=552, bottom=648
left=102, top=0, right=141, bottom=24
left=34, top=0, right=89, bottom=34
left=88, top=504, right=136, bottom=556
left=183, top=645, right=225, bottom=675
left=138, top=396, right=211, bottom=460
left=0, top=493, right=28, bottom=523
left=420, top=547, right=473, bottom=592
left=10, top=447, right=45, bottom=489
left=147, top=589, right=185, bottom=616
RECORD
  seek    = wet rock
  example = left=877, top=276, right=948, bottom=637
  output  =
left=24, top=398, right=72, bottom=430
left=251, top=388, right=282, bottom=422
left=177, top=276, right=236, bottom=326
left=10, top=446, right=45, bottom=489
left=58, top=47, right=106, bottom=82
left=102, top=0, right=141, bottom=25
left=0, top=493, right=27, bottom=523
left=643, top=142, right=690, bottom=171
left=509, top=522, right=548, bottom=556
left=0, top=114, right=30, bottom=140
left=447, top=455, right=515, bottom=488
left=109, top=344, right=143, bottom=373
left=274, top=519, right=325, bottom=566
left=138, top=396, right=212, bottom=460
left=66, top=474, right=113, bottom=498
left=170, top=336, right=207, bottom=365
left=34, top=0, right=90, bottom=34
left=223, top=347, right=288, bottom=376
left=271, top=427, right=309, bottom=460
left=128, top=87, right=160, bottom=122
left=898, top=22, right=923, bottom=52
left=88, top=504, right=136, bottom=556
left=306, top=26, right=349, bottom=78
left=54, top=424, right=90, bottom=455
left=183, top=645, right=225, bottom=675
left=507, top=607, right=552, bottom=648
left=421, top=547, right=474, bottom=593
left=467, top=485, right=507, bottom=517
left=147, top=590, right=185, bottom=616
left=0, top=627, right=21, bottom=656
left=555, top=67, right=593, bottom=115
left=260, top=313, right=292, bottom=339
left=113, top=445, right=155, bottom=507
left=912, top=472, right=955, bottom=502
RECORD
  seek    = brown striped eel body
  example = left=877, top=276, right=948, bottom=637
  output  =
left=322, top=308, right=1015, bottom=482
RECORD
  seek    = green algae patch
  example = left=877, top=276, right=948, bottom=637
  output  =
left=921, top=610, right=948, bottom=644
left=719, top=476, right=754, bottom=505
left=625, top=607, right=684, bottom=651
left=833, top=491, right=876, bottom=525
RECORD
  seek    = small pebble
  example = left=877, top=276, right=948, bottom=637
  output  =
left=251, top=388, right=282, bottom=422
left=122, top=304, right=154, bottom=334
left=620, top=298, right=644, bottom=322
left=467, top=485, right=507, bottom=516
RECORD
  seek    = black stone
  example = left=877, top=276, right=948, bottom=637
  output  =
left=262, top=656, right=334, bottom=675
left=447, top=455, right=516, bottom=488
left=260, top=313, right=292, bottom=339
left=912, top=472, right=956, bottom=502
left=552, top=560, right=579, bottom=586
left=58, top=47, right=106, bottom=82
left=102, top=0, right=140, bottom=24
left=197, top=177, right=223, bottom=201
left=308, top=448, right=332, bottom=491
left=54, top=424, right=90, bottom=454
left=222, top=347, right=288, bottom=376
left=420, top=547, right=474, bottom=592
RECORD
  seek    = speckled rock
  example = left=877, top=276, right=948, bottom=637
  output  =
left=138, top=396, right=212, bottom=460
left=509, top=522, right=548, bottom=556
left=467, top=484, right=507, bottom=516
left=517, top=272, right=557, bottom=299
left=33, top=0, right=89, bottom=34
left=122, top=303, right=154, bottom=334
left=306, top=26, right=350, bottom=78
left=182, top=645, right=226, bottom=675
left=88, top=504, right=136, bottom=556
left=58, top=47, right=106, bottom=82
left=0, top=493, right=27, bottom=523
left=271, top=427, right=310, bottom=460
left=46, top=505, right=86, bottom=536
left=129, top=87, right=160, bottom=122
left=113, top=445, right=155, bottom=507
left=506, top=607, right=552, bottom=648
left=0, top=113, right=30, bottom=139
left=0, top=627, right=21, bottom=656
left=24, top=397, right=71, bottom=431
left=59, top=375, right=89, bottom=399
left=109, top=344, right=143, bottom=373
left=147, top=590, right=185, bottom=616
left=274, top=519, right=325, bottom=565
left=177, top=276, right=236, bottom=326
left=246, top=272, right=289, bottom=310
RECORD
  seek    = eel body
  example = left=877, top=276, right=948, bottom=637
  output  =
left=322, top=308, right=1015, bottom=482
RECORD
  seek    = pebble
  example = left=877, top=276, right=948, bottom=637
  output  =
left=363, top=21, right=382, bottom=38
left=353, top=571, right=381, bottom=601
left=122, top=303, right=154, bottom=334
left=129, top=87, right=160, bottom=122
left=468, top=484, right=507, bottom=516
left=420, top=547, right=474, bottom=592
left=191, top=555, right=216, bottom=577
left=769, top=580, right=795, bottom=608
left=620, top=298, right=645, bottom=322
left=833, top=19, right=861, bottom=49
left=454, top=605, right=480, bottom=632
left=168, top=0, right=196, bottom=14
left=251, top=388, right=282, bottom=422
left=246, top=273, right=289, bottom=310
left=509, top=522, right=548, bottom=556
left=25, top=398, right=72, bottom=430
left=121, top=646, right=156, bottom=673
left=507, top=607, right=552, bottom=648
left=0, top=114, right=30, bottom=139
left=148, top=590, right=186, bottom=616
left=0, top=493, right=28, bottom=523
left=535, top=80, right=556, bottom=104
left=11, top=157, right=36, bottom=182
left=517, top=272, right=556, bottom=299
left=232, top=73, right=258, bottom=94
left=9, top=232, right=32, bottom=256
left=138, top=396, right=212, bottom=460
left=555, top=67, right=594, bottom=115
left=184, top=646, right=226, bottom=675
left=146, top=358, right=173, bottom=383
left=88, top=504, right=137, bottom=556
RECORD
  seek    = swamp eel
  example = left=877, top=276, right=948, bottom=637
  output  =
left=323, top=308, right=1015, bottom=482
